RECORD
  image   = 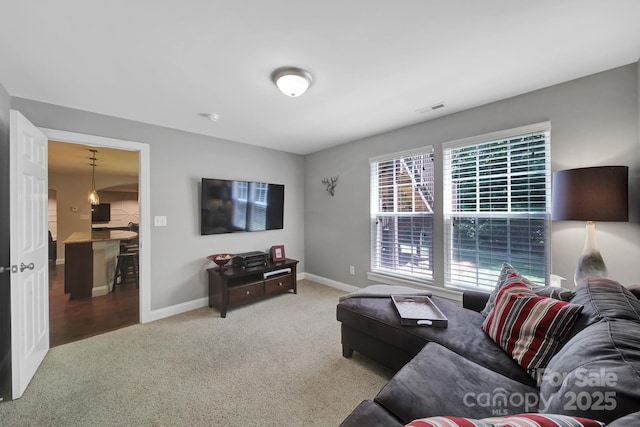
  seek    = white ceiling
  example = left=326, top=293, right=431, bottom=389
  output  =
left=48, top=141, right=138, bottom=177
left=2, top=1, right=640, bottom=155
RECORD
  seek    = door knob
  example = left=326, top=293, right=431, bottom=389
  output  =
left=20, top=262, right=35, bottom=272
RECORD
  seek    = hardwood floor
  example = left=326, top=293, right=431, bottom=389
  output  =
left=49, top=262, right=139, bottom=348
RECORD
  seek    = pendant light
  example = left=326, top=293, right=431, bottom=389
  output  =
left=88, top=149, right=100, bottom=205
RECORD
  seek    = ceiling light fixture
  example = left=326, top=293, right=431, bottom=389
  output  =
left=88, top=149, right=100, bottom=206
left=271, top=67, right=313, bottom=97
left=204, top=113, right=220, bottom=122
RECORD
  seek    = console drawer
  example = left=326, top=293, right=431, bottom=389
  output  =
left=228, top=281, right=264, bottom=304
left=265, top=274, right=293, bottom=294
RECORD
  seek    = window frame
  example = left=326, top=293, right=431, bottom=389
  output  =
left=442, top=122, right=552, bottom=291
left=369, top=146, right=435, bottom=283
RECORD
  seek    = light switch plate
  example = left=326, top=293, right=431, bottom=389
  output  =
left=154, top=216, right=167, bottom=227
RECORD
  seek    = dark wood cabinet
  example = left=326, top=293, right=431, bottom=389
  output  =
left=207, top=258, right=298, bottom=317
left=64, top=241, right=93, bottom=299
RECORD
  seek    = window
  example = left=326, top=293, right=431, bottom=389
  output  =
left=370, top=146, right=435, bottom=281
left=443, top=123, right=551, bottom=290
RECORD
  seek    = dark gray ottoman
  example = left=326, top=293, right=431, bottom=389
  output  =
left=336, top=294, right=535, bottom=387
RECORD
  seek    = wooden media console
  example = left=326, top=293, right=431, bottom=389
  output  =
left=207, top=258, right=298, bottom=317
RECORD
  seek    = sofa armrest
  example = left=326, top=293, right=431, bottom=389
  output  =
left=462, top=290, right=490, bottom=313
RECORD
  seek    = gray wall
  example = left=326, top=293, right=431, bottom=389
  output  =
left=305, top=63, right=640, bottom=291
left=10, top=98, right=306, bottom=311
left=0, top=78, right=12, bottom=401
left=5, top=61, right=640, bottom=315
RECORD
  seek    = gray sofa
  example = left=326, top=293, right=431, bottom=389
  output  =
left=337, top=277, right=640, bottom=426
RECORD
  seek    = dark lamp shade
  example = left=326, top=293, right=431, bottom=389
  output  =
left=552, top=166, right=628, bottom=222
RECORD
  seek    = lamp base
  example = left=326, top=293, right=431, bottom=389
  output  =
left=574, top=221, right=607, bottom=285
left=575, top=251, right=607, bottom=285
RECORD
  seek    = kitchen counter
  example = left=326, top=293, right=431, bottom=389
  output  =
left=64, top=230, right=138, bottom=298
left=64, top=230, right=138, bottom=244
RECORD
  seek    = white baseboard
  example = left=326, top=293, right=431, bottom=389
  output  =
left=145, top=275, right=311, bottom=323
left=92, top=285, right=109, bottom=298
left=146, top=271, right=425, bottom=324
left=301, top=273, right=359, bottom=293
left=146, top=297, right=209, bottom=323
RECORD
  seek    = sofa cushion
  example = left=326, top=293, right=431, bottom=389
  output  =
left=482, top=281, right=583, bottom=380
left=338, top=400, right=403, bottom=427
left=374, top=343, right=539, bottom=423
left=539, top=279, right=640, bottom=425
left=565, top=277, right=640, bottom=342
left=405, top=413, right=605, bottom=427
left=337, top=295, right=536, bottom=386
left=481, top=263, right=573, bottom=316
left=406, top=416, right=484, bottom=427
left=606, top=410, right=640, bottom=427
left=627, top=284, right=640, bottom=300
left=540, top=320, right=640, bottom=424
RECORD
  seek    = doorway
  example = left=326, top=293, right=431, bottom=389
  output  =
left=41, top=127, right=152, bottom=336
left=48, top=141, right=141, bottom=346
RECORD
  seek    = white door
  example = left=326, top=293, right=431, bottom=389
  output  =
left=9, top=110, right=49, bottom=399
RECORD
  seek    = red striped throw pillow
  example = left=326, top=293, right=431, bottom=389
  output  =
left=405, top=413, right=605, bottom=427
left=481, top=281, right=583, bottom=380
left=482, top=413, right=605, bottom=426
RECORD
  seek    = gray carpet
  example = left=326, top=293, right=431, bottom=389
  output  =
left=0, top=280, right=392, bottom=426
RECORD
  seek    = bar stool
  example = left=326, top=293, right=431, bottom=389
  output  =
left=112, top=251, right=139, bottom=290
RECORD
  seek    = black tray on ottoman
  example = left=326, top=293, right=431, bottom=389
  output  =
left=391, top=295, right=448, bottom=327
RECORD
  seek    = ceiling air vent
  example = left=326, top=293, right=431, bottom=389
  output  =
left=415, top=102, right=445, bottom=114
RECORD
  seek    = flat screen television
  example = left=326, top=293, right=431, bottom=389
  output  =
left=201, top=178, right=284, bottom=235
left=91, top=203, right=111, bottom=224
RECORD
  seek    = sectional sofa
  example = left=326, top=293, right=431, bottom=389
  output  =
left=336, top=268, right=640, bottom=426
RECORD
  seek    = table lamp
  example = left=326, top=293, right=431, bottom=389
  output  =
left=552, top=166, right=628, bottom=285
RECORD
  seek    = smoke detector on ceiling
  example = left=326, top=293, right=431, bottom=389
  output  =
left=202, top=113, right=221, bottom=122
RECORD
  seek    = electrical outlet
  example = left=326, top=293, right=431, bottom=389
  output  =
left=154, top=216, right=167, bottom=227
left=349, top=265, right=355, bottom=275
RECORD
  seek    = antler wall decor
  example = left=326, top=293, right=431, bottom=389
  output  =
left=322, top=175, right=339, bottom=196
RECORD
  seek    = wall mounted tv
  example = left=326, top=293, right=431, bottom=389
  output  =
left=201, top=178, right=284, bottom=235
left=91, top=203, right=111, bottom=224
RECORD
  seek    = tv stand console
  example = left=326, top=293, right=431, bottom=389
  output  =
left=207, top=258, right=299, bottom=318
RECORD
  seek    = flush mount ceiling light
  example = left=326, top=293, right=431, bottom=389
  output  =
left=271, top=67, right=312, bottom=97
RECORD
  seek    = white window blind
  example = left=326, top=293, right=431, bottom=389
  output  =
left=370, top=146, right=435, bottom=280
left=443, top=123, right=551, bottom=290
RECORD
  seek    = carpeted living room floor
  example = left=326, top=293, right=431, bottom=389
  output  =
left=0, top=280, right=392, bottom=426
